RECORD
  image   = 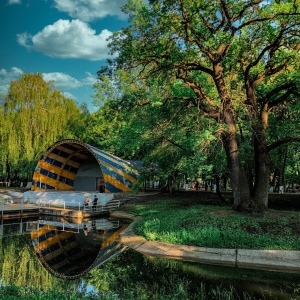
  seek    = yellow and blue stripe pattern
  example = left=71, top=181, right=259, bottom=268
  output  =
left=31, top=139, right=138, bottom=193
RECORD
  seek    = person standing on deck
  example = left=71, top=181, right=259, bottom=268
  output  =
left=92, top=195, right=98, bottom=211
left=84, top=197, right=89, bottom=209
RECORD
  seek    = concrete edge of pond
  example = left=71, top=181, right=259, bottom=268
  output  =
left=111, top=210, right=300, bottom=274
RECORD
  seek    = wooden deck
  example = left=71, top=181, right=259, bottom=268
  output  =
left=0, top=190, right=156, bottom=219
left=0, top=203, right=39, bottom=219
left=0, top=198, right=126, bottom=219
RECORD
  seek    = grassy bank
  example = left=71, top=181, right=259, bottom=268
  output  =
left=122, top=193, right=300, bottom=250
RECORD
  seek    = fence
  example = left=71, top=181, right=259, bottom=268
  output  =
left=0, top=196, right=122, bottom=218
left=38, top=199, right=82, bottom=211
left=0, top=195, right=16, bottom=218
left=37, top=198, right=121, bottom=214
left=83, top=199, right=121, bottom=213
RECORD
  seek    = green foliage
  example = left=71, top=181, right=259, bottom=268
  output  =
left=87, top=250, right=247, bottom=300
left=0, top=235, right=79, bottom=293
left=86, top=248, right=300, bottom=299
left=101, top=0, right=300, bottom=208
left=92, top=70, right=225, bottom=189
left=0, top=285, right=101, bottom=300
left=0, top=73, right=86, bottom=181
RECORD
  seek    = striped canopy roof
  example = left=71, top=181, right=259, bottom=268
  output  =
left=31, top=139, right=138, bottom=193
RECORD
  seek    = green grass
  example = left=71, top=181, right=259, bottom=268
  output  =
left=0, top=283, right=260, bottom=300
left=124, top=197, right=300, bottom=250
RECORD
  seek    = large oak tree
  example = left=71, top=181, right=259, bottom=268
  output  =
left=103, top=0, right=300, bottom=212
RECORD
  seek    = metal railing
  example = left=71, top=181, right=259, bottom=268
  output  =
left=38, top=199, right=82, bottom=211
left=83, top=199, right=121, bottom=213
left=0, top=196, right=17, bottom=218
left=0, top=197, right=121, bottom=217
left=37, top=219, right=81, bottom=233
left=0, top=200, right=5, bottom=218
left=38, top=198, right=121, bottom=213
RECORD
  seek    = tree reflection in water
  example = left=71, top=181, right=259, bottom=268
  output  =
left=87, top=249, right=300, bottom=300
left=0, top=217, right=300, bottom=299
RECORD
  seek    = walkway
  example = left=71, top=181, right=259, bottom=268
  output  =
left=0, top=202, right=39, bottom=218
left=111, top=211, right=300, bottom=274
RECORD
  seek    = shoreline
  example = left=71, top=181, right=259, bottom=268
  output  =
left=111, top=210, right=300, bottom=274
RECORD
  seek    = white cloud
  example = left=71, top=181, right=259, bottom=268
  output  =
left=42, top=72, right=82, bottom=90
left=53, top=0, right=127, bottom=22
left=0, top=67, right=23, bottom=95
left=16, top=32, right=32, bottom=47
left=42, top=71, right=97, bottom=90
left=7, top=0, right=21, bottom=5
left=0, top=68, right=96, bottom=101
left=17, top=19, right=113, bottom=61
left=82, top=72, right=98, bottom=85
left=62, top=91, right=77, bottom=100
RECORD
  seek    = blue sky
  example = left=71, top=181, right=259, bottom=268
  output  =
left=0, top=0, right=129, bottom=112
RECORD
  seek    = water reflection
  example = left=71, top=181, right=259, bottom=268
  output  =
left=0, top=216, right=130, bottom=279
left=105, top=250, right=300, bottom=300
left=1, top=217, right=300, bottom=299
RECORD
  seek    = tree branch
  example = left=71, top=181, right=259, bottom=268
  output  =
left=261, top=83, right=297, bottom=108
left=237, top=11, right=300, bottom=31
left=162, top=136, right=193, bottom=154
left=268, top=137, right=300, bottom=152
left=245, top=27, right=285, bottom=83
left=176, top=67, right=220, bottom=119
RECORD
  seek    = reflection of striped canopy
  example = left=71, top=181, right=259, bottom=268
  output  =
left=31, top=222, right=129, bottom=279
left=31, top=139, right=138, bottom=193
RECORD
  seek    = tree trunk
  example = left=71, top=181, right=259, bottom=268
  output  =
left=271, top=168, right=278, bottom=191
left=222, top=132, right=252, bottom=211
left=215, top=174, right=226, bottom=203
left=222, top=175, right=227, bottom=191
left=6, top=161, right=11, bottom=182
left=278, top=146, right=288, bottom=193
left=214, top=62, right=269, bottom=212
left=213, top=63, right=252, bottom=211
left=252, top=133, right=270, bottom=210
left=246, top=160, right=254, bottom=195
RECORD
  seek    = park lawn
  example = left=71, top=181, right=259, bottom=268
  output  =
left=122, top=193, right=300, bottom=250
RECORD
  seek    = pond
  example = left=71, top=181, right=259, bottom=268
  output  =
left=0, top=216, right=300, bottom=299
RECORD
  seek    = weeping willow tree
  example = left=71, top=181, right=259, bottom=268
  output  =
left=0, top=73, right=85, bottom=182
left=0, top=235, right=79, bottom=292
